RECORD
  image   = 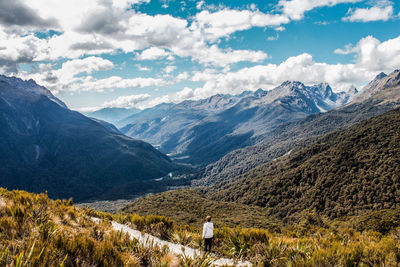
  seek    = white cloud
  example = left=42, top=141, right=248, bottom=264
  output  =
left=192, top=9, right=289, bottom=41
left=175, top=71, right=189, bottom=81
left=147, top=87, right=194, bottom=107
left=267, top=33, right=279, bottom=41
left=163, top=65, right=176, bottom=74
left=196, top=0, right=205, bottom=10
left=156, top=34, right=400, bottom=104
left=1, top=0, right=398, bottom=98
left=135, top=47, right=172, bottom=60
left=56, top=56, right=114, bottom=81
left=274, top=26, right=286, bottom=31
left=4, top=0, right=361, bottom=75
left=0, top=0, right=271, bottom=71
left=72, top=76, right=165, bottom=93
left=101, top=93, right=151, bottom=108
left=193, top=45, right=268, bottom=66
left=136, top=64, right=151, bottom=71
left=17, top=57, right=165, bottom=93
left=335, top=35, right=400, bottom=71
left=334, top=44, right=356, bottom=54
left=278, top=0, right=363, bottom=20
left=343, top=5, right=394, bottom=22
left=0, top=26, right=50, bottom=72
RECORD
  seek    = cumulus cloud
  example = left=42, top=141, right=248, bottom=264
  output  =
left=191, top=9, right=289, bottom=41
left=343, top=5, right=394, bottom=22
left=56, top=57, right=114, bottom=81
left=189, top=53, right=371, bottom=99
left=18, top=57, right=165, bottom=93
left=101, top=94, right=151, bottom=108
left=136, top=64, right=151, bottom=71
left=1, top=0, right=398, bottom=99
left=147, top=87, right=194, bottom=107
left=135, top=47, right=173, bottom=60
left=147, top=34, right=400, bottom=105
left=56, top=76, right=165, bottom=93
left=278, top=0, right=363, bottom=20
left=0, top=27, right=50, bottom=73
left=0, top=0, right=277, bottom=72
left=0, top=0, right=58, bottom=28
left=163, top=65, right=176, bottom=74
left=335, top=35, right=400, bottom=71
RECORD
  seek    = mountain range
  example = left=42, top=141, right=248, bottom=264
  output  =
left=123, top=69, right=400, bottom=221
left=119, top=81, right=355, bottom=165
left=194, top=70, right=400, bottom=187
left=85, top=107, right=140, bottom=126
left=0, top=75, right=181, bottom=201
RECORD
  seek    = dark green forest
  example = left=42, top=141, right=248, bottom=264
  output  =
left=209, top=108, right=400, bottom=220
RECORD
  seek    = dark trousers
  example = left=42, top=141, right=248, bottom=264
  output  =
left=204, top=238, right=213, bottom=253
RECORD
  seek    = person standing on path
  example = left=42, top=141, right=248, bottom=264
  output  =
left=202, top=216, right=214, bottom=253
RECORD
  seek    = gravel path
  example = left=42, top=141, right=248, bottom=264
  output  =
left=95, top=218, right=252, bottom=266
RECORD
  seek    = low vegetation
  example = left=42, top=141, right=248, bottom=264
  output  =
left=2, top=188, right=400, bottom=266
left=122, top=190, right=281, bottom=230
left=0, top=188, right=196, bottom=266
left=119, top=206, right=400, bottom=266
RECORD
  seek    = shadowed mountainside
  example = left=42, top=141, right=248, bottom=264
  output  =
left=0, top=75, right=182, bottom=201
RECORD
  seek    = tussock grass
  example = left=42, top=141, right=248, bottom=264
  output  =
left=2, top=187, right=400, bottom=266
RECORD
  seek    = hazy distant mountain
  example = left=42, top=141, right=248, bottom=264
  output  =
left=85, top=107, right=140, bottom=126
left=0, top=75, right=181, bottom=201
left=120, top=82, right=353, bottom=165
left=194, top=70, right=400, bottom=187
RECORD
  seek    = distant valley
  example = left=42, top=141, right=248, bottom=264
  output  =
left=126, top=69, right=400, bottom=223
left=92, top=81, right=356, bottom=166
left=1, top=70, right=400, bottom=210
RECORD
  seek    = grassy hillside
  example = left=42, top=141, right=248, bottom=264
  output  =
left=122, top=190, right=280, bottom=230
left=2, top=188, right=400, bottom=266
left=0, top=188, right=181, bottom=266
left=209, top=108, right=400, bottom=220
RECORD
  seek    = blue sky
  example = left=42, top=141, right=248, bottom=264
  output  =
left=0, top=0, right=399, bottom=111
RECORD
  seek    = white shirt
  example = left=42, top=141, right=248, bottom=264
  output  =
left=202, top=222, right=214, bottom=238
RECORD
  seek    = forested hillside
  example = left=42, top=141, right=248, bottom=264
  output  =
left=122, top=190, right=279, bottom=229
left=209, top=108, right=400, bottom=220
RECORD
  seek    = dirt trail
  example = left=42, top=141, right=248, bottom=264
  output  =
left=102, top=219, right=252, bottom=266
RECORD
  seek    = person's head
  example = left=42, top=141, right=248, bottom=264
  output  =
left=206, top=216, right=211, bottom=222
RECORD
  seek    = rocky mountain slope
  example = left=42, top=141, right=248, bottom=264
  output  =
left=0, top=75, right=181, bottom=201
left=194, top=70, right=400, bottom=187
left=121, top=82, right=353, bottom=165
